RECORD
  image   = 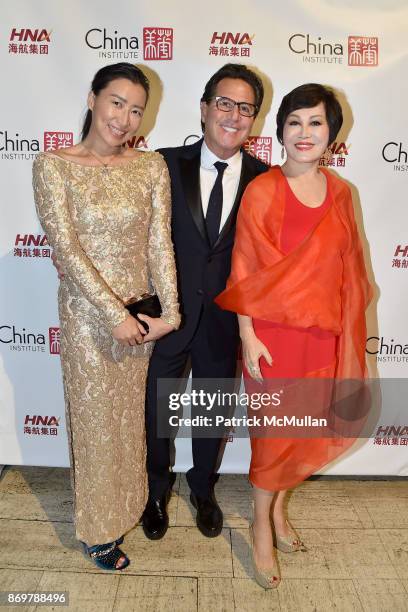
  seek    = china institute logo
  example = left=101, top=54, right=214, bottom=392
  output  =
left=366, top=336, right=408, bottom=363
left=143, top=28, right=173, bottom=60
left=9, top=28, right=51, bottom=55
left=348, top=36, right=378, bottom=66
left=85, top=27, right=139, bottom=59
left=1, top=130, right=73, bottom=161
left=0, top=324, right=59, bottom=354
left=288, top=32, right=379, bottom=67
left=382, top=141, right=408, bottom=173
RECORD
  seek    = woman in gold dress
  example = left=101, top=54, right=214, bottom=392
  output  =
left=32, top=63, right=180, bottom=570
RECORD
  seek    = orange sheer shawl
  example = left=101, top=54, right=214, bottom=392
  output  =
left=216, top=165, right=372, bottom=379
left=215, top=166, right=373, bottom=489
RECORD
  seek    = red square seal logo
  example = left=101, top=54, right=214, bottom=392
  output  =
left=49, top=327, right=61, bottom=355
left=348, top=36, right=378, bottom=66
left=243, top=137, right=272, bottom=165
left=143, top=27, right=173, bottom=60
left=44, top=132, right=73, bottom=152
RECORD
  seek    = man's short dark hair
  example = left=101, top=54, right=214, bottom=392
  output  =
left=200, top=63, right=264, bottom=130
left=276, top=83, right=343, bottom=146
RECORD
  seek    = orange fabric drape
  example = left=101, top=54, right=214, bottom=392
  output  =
left=216, top=165, right=372, bottom=380
left=215, top=166, right=373, bottom=490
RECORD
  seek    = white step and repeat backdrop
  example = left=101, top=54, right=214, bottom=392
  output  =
left=1, top=1, right=407, bottom=475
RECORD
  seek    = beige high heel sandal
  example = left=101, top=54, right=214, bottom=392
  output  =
left=249, top=524, right=280, bottom=589
left=274, top=519, right=307, bottom=553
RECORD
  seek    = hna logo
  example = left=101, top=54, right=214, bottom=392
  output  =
left=10, top=28, right=51, bottom=42
left=126, top=135, right=148, bottom=149
left=15, top=234, right=48, bottom=247
left=24, top=415, right=60, bottom=426
left=394, top=245, right=408, bottom=258
left=375, top=425, right=408, bottom=437
left=211, top=32, right=253, bottom=45
left=329, top=142, right=349, bottom=155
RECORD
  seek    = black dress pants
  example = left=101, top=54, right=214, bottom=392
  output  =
left=145, top=314, right=238, bottom=499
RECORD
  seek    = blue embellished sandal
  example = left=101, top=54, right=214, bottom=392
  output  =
left=81, top=539, right=129, bottom=571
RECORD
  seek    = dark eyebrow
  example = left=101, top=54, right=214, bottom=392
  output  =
left=217, top=96, right=256, bottom=106
left=287, top=112, right=324, bottom=119
left=110, top=93, right=127, bottom=103
left=109, top=94, right=144, bottom=110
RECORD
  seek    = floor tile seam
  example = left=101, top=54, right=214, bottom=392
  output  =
left=197, top=577, right=363, bottom=583
left=363, top=504, right=387, bottom=529
left=351, top=575, right=407, bottom=590
left=229, top=575, right=238, bottom=611
left=329, top=578, right=365, bottom=612
left=350, top=576, right=406, bottom=610
left=227, top=527, right=234, bottom=576
left=4, top=519, right=400, bottom=529
left=33, top=568, right=198, bottom=582
left=378, top=525, right=408, bottom=577
left=172, top=494, right=180, bottom=527
left=0, top=567, right=46, bottom=582
left=277, top=577, right=355, bottom=582
left=0, top=517, right=73, bottom=525
left=227, top=526, right=403, bottom=531
left=110, top=571, right=123, bottom=610
left=348, top=496, right=375, bottom=519
left=0, top=566, right=236, bottom=578
left=0, top=489, right=73, bottom=500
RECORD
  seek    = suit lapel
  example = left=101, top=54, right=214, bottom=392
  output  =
left=178, top=152, right=208, bottom=244
left=214, top=152, right=258, bottom=247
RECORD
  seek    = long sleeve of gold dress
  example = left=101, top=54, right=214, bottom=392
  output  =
left=32, top=151, right=180, bottom=545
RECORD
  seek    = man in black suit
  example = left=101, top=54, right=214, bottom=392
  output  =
left=142, top=64, right=269, bottom=540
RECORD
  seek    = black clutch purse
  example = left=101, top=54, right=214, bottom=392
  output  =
left=125, top=293, right=162, bottom=333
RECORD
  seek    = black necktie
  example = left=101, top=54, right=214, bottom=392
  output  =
left=205, top=161, right=228, bottom=246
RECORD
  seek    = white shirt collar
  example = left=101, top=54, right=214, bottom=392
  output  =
left=200, top=140, right=242, bottom=172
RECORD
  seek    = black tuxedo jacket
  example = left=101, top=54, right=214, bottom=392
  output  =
left=156, top=138, right=269, bottom=358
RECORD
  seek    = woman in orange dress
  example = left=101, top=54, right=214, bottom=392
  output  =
left=216, top=83, right=372, bottom=588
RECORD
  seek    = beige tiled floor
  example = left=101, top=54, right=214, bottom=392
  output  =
left=0, top=467, right=407, bottom=611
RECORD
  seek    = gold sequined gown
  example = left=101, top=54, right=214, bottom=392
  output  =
left=32, top=152, right=180, bottom=546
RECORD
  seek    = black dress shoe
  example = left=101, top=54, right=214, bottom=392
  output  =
left=190, top=491, right=223, bottom=537
left=142, top=490, right=171, bottom=540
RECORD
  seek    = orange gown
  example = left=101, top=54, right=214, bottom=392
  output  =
left=215, top=166, right=372, bottom=491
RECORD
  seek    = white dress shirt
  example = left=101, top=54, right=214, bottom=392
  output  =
left=200, top=141, right=242, bottom=231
